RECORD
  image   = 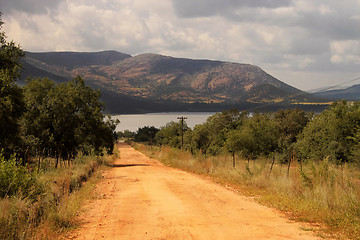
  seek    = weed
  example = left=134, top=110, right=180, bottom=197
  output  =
left=0, top=152, right=113, bottom=240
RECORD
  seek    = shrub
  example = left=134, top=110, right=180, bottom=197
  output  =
left=0, top=153, right=43, bottom=199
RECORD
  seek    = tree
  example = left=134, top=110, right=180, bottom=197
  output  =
left=0, top=13, right=25, bottom=155
left=295, top=100, right=360, bottom=163
left=226, top=113, right=279, bottom=159
left=274, top=108, right=311, bottom=161
left=350, top=126, right=360, bottom=163
left=21, top=76, right=118, bottom=159
left=117, top=130, right=136, bottom=139
left=0, top=14, right=24, bottom=80
left=196, top=109, right=247, bottom=155
left=187, top=123, right=211, bottom=155
left=155, top=121, right=187, bottom=148
left=134, top=126, right=159, bottom=143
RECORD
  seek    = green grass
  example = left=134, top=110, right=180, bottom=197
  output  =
left=0, top=152, right=115, bottom=240
left=136, top=144, right=360, bottom=240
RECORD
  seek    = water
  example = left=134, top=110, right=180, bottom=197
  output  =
left=112, top=112, right=216, bottom=132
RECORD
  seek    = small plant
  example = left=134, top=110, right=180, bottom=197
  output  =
left=0, top=153, right=43, bottom=199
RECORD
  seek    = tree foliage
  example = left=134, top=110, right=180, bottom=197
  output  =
left=183, top=109, right=247, bottom=155
left=225, top=113, right=279, bottom=159
left=154, top=104, right=360, bottom=165
left=274, top=108, right=311, bottom=161
left=155, top=121, right=187, bottom=148
left=0, top=14, right=25, bottom=155
left=0, top=13, right=117, bottom=160
left=134, top=126, right=159, bottom=142
left=295, top=101, right=360, bottom=163
left=22, top=76, right=117, bottom=157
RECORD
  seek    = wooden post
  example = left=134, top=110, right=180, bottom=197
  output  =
left=287, top=151, right=294, bottom=177
left=37, top=149, right=41, bottom=174
left=232, top=152, right=235, bottom=168
left=177, top=116, right=187, bottom=150
left=25, top=147, right=30, bottom=168
left=270, top=154, right=275, bottom=175
left=55, top=150, right=58, bottom=168
left=149, top=130, right=154, bottom=151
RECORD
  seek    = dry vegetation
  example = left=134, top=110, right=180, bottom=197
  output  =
left=0, top=152, right=115, bottom=240
left=136, top=143, right=360, bottom=240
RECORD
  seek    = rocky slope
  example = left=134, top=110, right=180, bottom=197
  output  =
left=19, top=50, right=323, bottom=113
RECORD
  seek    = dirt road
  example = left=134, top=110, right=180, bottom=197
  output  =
left=69, top=143, right=322, bottom=240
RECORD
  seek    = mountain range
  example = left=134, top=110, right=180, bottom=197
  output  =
left=313, top=84, right=360, bottom=100
left=19, top=50, right=328, bottom=114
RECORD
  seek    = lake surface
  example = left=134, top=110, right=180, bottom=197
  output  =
left=112, top=112, right=216, bottom=132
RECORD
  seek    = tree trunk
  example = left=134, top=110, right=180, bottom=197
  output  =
left=270, top=154, right=275, bottom=174
left=232, top=152, right=235, bottom=168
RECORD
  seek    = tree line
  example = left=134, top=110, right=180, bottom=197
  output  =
left=0, top=15, right=117, bottom=163
left=134, top=102, right=360, bottom=164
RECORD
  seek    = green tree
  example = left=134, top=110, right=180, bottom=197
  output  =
left=134, top=126, right=159, bottom=143
left=197, top=109, right=247, bottom=155
left=295, top=100, right=360, bottom=163
left=226, top=113, right=279, bottom=159
left=117, top=130, right=136, bottom=139
left=274, top=108, right=311, bottom=161
left=155, top=121, right=187, bottom=148
left=0, top=14, right=24, bottom=80
left=350, top=126, right=360, bottom=163
left=22, top=76, right=117, bottom=159
left=0, top=13, right=25, bottom=155
left=187, top=123, right=211, bottom=155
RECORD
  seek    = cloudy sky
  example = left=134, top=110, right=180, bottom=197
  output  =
left=1, top=0, right=360, bottom=91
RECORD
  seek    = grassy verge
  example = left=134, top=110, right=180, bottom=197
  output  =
left=135, top=143, right=360, bottom=240
left=0, top=152, right=115, bottom=240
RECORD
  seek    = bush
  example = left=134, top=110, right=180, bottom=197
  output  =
left=0, top=153, right=43, bottom=199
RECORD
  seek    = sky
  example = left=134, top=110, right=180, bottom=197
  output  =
left=1, top=0, right=360, bottom=91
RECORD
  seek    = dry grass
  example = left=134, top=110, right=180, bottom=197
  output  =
left=0, top=153, right=115, bottom=240
left=136, top=144, right=360, bottom=240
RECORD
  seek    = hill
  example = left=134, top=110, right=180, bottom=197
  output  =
left=19, top=51, right=325, bottom=113
left=314, top=84, right=360, bottom=100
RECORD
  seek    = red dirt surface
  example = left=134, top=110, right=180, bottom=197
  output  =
left=68, top=143, right=322, bottom=239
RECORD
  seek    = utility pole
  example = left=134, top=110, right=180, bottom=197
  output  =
left=177, top=116, right=187, bottom=149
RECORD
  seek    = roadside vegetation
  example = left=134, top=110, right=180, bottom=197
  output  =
left=0, top=153, right=114, bottom=239
left=134, top=102, right=360, bottom=240
left=0, top=13, right=118, bottom=239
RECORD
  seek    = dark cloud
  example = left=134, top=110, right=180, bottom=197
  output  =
left=296, top=12, right=360, bottom=41
left=0, top=0, right=63, bottom=14
left=172, top=0, right=291, bottom=18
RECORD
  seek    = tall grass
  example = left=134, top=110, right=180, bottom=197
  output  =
left=136, top=144, right=360, bottom=240
left=0, top=153, right=114, bottom=240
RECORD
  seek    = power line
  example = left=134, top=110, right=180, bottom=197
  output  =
left=312, top=76, right=360, bottom=94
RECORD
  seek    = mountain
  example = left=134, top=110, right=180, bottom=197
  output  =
left=313, top=84, right=360, bottom=100
left=25, top=51, right=131, bottom=69
left=87, top=53, right=304, bottom=103
left=19, top=50, right=324, bottom=113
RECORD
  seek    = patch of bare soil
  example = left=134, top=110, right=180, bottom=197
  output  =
left=67, top=143, right=322, bottom=240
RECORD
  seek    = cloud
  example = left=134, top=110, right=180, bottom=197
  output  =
left=330, top=40, right=360, bottom=64
left=2, top=0, right=360, bottom=91
left=0, top=0, right=63, bottom=14
left=172, top=0, right=291, bottom=18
